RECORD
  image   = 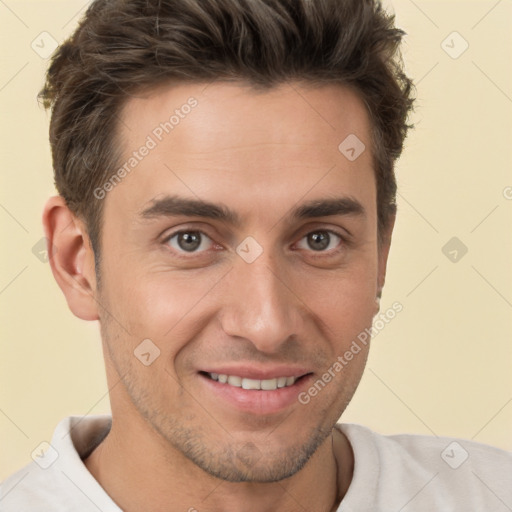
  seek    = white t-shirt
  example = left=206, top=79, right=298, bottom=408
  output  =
left=1, top=414, right=511, bottom=511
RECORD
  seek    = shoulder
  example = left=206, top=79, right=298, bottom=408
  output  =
left=1, top=415, right=118, bottom=512
left=342, top=422, right=512, bottom=465
left=0, top=458, right=79, bottom=511
left=336, top=423, right=512, bottom=511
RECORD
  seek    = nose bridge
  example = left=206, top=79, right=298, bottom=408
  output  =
left=219, top=250, right=303, bottom=353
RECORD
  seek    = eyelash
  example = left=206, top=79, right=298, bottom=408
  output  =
left=161, top=228, right=349, bottom=259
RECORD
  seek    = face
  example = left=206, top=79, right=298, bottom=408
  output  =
left=94, top=81, right=390, bottom=482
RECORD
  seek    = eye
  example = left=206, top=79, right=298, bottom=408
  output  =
left=295, top=230, right=344, bottom=254
left=164, top=230, right=215, bottom=254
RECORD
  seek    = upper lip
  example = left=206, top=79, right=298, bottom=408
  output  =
left=199, top=365, right=312, bottom=380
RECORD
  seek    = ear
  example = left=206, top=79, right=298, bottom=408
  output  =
left=42, top=195, right=99, bottom=321
left=374, top=212, right=396, bottom=315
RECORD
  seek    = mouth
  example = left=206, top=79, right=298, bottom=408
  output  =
left=200, top=371, right=309, bottom=390
left=197, top=369, right=314, bottom=415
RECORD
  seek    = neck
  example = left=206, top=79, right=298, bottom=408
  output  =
left=83, top=415, right=353, bottom=512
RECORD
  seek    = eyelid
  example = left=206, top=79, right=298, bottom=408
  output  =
left=161, top=228, right=212, bottom=244
left=295, top=222, right=352, bottom=241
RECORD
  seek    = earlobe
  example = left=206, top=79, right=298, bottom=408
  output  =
left=42, top=195, right=99, bottom=321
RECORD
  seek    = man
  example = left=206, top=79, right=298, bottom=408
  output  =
left=1, top=0, right=510, bottom=510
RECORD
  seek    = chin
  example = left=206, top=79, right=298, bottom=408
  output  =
left=190, top=447, right=313, bottom=483
left=169, top=423, right=333, bottom=483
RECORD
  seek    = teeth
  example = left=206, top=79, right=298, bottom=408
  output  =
left=227, top=375, right=242, bottom=387
left=208, top=373, right=297, bottom=390
left=242, top=378, right=261, bottom=390
left=261, top=378, right=277, bottom=390
left=277, top=377, right=287, bottom=388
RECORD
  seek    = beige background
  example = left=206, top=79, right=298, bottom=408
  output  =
left=1, top=0, right=511, bottom=479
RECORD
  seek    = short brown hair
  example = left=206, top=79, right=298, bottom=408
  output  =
left=40, top=0, right=414, bottom=272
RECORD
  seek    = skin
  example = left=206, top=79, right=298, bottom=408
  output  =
left=43, top=81, right=394, bottom=512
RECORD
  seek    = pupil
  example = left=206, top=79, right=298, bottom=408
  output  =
left=179, top=232, right=201, bottom=251
left=309, top=232, right=329, bottom=251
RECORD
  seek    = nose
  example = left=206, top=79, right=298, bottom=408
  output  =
left=218, top=251, right=305, bottom=354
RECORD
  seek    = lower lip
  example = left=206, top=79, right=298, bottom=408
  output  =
left=198, top=373, right=313, bottom=415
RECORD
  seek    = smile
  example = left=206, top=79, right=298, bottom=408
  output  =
left=198, top=366, right=313, bottom=414
left=206, top=372, right=297, bottom=390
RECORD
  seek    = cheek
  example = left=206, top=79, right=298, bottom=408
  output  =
left=297, top=274, right=374, bottom=410
left=102, top=261, right=223, bottom=349
left=295, top=263, right=377, bottom=334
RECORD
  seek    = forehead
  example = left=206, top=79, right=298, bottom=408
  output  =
left=107, top=81, right=376, bottom=225
left=120, top=80, right=372, bottom=153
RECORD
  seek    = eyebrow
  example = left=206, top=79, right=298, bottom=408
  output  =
left=139, top=194, right=366, bottom=226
